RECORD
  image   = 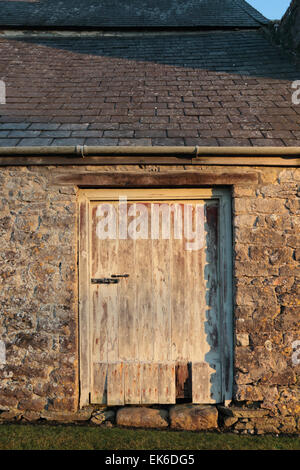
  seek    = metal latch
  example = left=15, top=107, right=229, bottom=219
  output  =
left=91, top=278, right=119, bottom=284
left=111, top=274, right=130, bottom=278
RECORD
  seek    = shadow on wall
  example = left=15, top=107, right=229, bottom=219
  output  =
left=17, top=30, right=300, bottom=80
left=1, top=22, right=300, bottom=141
left=202, top=189, right=232, bottom=404
left=203, top=201, right=221, bottom=403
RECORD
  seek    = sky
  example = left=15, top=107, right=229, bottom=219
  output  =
left=247, top=0, right=291, bottom=20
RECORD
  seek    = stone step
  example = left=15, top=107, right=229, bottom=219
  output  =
left=116, top=407, right=169, bottom=429
left=169, top=404, right=218, bottom=431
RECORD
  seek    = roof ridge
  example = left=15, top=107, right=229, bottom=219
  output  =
left=0, top=0, right=270, bottom=29
left=235, top=0, right=269, bottom=25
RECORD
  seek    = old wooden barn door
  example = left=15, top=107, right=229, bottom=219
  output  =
left=79, top=188, right=232, bottom=407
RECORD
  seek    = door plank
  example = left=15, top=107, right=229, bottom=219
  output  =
left=91, top=203, right=119, bottom=365
left=203, top=203, right=220, bottom=368
left=118, top=236, right=137, bottom=361
left=78, top=197, right=90, bottom=407
left=192, top=361, right=221, bottom=403
left=141, top=362, right=158, bottom=404
left=91, top=286, right=107, bottom=363
left=152, top=204, right=171, bottom=361
left=91, top=362, right=107, bottom=404
left=175, top=362, right=192, bottom=400
left=158, top=362, right=176, bottom=404
left=107, top=362, right=124, bottom=406
left=186, top=203, right=205, bottom=362
left=124, top=362, right=141, bottom=404
left=171, top=203, right=189, bottom=362
left=192, top=362, right=211, bottom=404
left=91, top=204, right=107, bottom=367
left=135, top=204, right=153, bottom=361
left=106, top=239, right=119, bottom=363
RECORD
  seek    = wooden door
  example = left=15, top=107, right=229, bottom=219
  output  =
left=79, top=189, right=233, bottom=406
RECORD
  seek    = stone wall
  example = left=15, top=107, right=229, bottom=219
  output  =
left=0, top=164, right=299, bottom=434
left=233, top=168, right=300, bottom=410
left=0, top=166, right=78, bottom=412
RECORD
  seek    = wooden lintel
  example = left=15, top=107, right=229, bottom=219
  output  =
left=0, top=156, right=193, bottom=166
left=52, top=171, right=258, bottom=187
left=0, top=156, right=299, bottom=166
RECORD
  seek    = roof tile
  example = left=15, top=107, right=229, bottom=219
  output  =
left=0, top=0, right=268, bottom=28
left=0, top=27, right=300, bottom=147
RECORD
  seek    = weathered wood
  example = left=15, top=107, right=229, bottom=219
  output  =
left=0, top=156, right=194, bottom=166
left=192, top=361, right=222, bottom=403
left=192, top=362, right=211, bottom=404
left=175, top=362, right=191, bottom=400
left=124, top=362, right=141, bottom=404
left=91, top=363, right=107, bottom=404
left=218, top=193, right=234, bottom=402
left=91, top=203, right=120, bottom=365
left=78, top=196, right=90, bottom=407
left=118, top=242, right=137, bottom=360
left=187, top=235, right=205, bottom=362
left=1, top=156, right=299, bottom=166
left=152, top=206, right=171, bottom=362
left=91, top=205, right=107, bottom=368
left=53, top=172, right=259, bottom=186
left=80, top=188, right=232, bottom=406
left=158, top=363, right=176, bottom=404
left=135, top=209, right=153, bottom=361
left=141, top=363, right=159, bottom=404
left=204, top=203, right=220, bottom=370
left=171, top=203, right=189, bottom=361
left=80, top=188, right=214, bottom=201
left=106, top=243, right=119, bottom=363
left=91, top=287, right=105, bottom=363
left=107, top=362, right=124, bottom=406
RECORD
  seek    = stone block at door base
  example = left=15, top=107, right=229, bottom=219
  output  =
left=169, top=404, right=218, bottom=431
left=40, top=408, right=93, bottom=423
left=116, top=407, right=169, bottom=428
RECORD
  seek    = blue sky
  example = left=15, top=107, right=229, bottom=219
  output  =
left=247, top=0, right=291, bottom=20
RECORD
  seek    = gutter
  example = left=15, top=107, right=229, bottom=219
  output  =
left=0, top=145, right=299, bottom=157
left=0, top=146, right=299, bottom=167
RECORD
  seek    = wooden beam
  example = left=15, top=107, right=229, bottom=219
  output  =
left=52, top=171, right=258, bottom=187
left=0, top=156, right=298, bottom=166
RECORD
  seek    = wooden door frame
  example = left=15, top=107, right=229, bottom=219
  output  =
left=78, top=187, right=233, bottom=407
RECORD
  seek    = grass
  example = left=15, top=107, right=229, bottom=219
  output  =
left=0, top=424, right=299, bottom=450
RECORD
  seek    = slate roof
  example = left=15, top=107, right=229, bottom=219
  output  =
left=0, top=0, right=268, bottom=29
left=0, top=1, right=300, bottom=148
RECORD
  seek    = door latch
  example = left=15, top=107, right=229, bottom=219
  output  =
left=91, top=278, right=119, bottom=284
left=111, top=274, right=130, bottom=278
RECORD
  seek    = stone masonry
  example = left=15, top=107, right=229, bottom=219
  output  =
left=0, top=166, right=78, bottom=413
left=0, top=163, right=299, bottom=434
